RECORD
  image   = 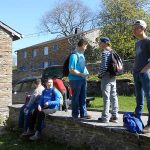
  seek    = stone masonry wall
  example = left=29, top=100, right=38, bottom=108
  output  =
left=0, top=28, right=12, bottom=118
left=17, top=29, right=100, bottom=72
left=87, top=79, right=134, bottom=96
left=17, top=38, right=72, bottom=71
left=8, top=105, right=150, bottom=150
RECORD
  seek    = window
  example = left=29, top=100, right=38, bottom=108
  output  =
left=31, top=65, right=36, bottom=70
left=13, top=83, right=22, bottom=92
left=39, top=62, right=44, bottom=69
left=53, top=44, right=59, bottom=52
left=51, top=60, right=58, bottom=65
left=21, top=82, right=33, bottom=92
left=32, top=49, right=37, bottom=57
left=19, top=66, right=28, bottom=71
left=48, top=60, right=51, bottom=66
left=44, top=61, right=48, bottom=68
left=23, top=51, right=27, bottom=59
left=44, top=47, right=49, bottom=55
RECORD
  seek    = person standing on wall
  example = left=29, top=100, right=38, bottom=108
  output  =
left=132, top=20, right=150, bottom=133
left=97, top=37, right=119, bottom=123
left=69, top=39, right=91, bottom=119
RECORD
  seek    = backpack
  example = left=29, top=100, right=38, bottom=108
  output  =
left=62, top=52, right=79, bottom=77
left=123, top=112, right=144, bottom=134
left=108, top=50, right=123, bottom=76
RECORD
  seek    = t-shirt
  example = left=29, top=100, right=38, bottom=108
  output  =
left=133, top=37, right=150, bottom=73
left=100, top=49, right=111, bottom=77
left=68, top=51, right=89, bottom=80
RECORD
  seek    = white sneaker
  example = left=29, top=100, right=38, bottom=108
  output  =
left=29, top=131, right=41, bottom=140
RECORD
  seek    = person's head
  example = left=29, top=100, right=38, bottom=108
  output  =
left=46, top=78, right=53, bottom=88
left=77, top=39, right=88, bottom=52
left=98, top=37, right=111, bottom=49
left=33, top=78, right=42, bottom=87
left=133, top=20, right=147, bottom=39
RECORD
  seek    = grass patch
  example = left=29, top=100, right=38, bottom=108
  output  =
left=90, top=96, right=148, bottom=113
left=0, top=130, right=83, bottom=150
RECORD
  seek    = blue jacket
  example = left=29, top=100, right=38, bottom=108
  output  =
left=38, top=88, right=61, bottom=110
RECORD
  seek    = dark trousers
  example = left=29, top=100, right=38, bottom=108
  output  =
left=18, top=104, right=30, bottom=131
left=61, top=90, right=68, bottom=110
left=29, top=108, right=56, bottom=132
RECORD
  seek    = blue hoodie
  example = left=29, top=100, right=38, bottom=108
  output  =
left=38, top=88, right=61, bottom=110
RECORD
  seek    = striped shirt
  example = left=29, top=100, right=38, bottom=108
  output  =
left=100, top=49, right=111, bottom=77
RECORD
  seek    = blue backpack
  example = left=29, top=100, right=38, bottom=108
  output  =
left=123, top=112, right=144, bottom=134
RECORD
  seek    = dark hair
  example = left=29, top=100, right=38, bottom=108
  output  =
left=46, top=78, right=53, bottom=82
left=34, top=78, right=41, bottom=85
left=77, top=39, right=88, bottom=47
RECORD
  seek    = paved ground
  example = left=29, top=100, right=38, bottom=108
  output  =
left=51, top=109, right=150, bottom=137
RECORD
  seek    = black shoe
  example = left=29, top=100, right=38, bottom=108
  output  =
left=98, top=117, right=109, bottom=123
left=80, top=115, right=91, bottom=119
left=109, top=116, right=118, bottom=123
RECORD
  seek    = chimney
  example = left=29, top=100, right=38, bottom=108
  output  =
left=75, top=28, right=81, bottom=34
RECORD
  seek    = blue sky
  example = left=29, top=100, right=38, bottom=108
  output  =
left=0, top=0, right=100, bottom=59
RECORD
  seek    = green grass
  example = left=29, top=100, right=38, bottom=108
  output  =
left=90, top=96, right=148, bottom=113
left=0, top=130, right=83, bottom=150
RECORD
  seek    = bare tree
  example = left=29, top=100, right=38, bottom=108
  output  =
left=40, top=0, right=94, bottom=37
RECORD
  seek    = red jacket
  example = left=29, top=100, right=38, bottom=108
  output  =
left=53, top=79, right=66, bottom=92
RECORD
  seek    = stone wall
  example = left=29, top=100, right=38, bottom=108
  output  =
left=87, top=79, right=134, bottom=96
left=8, top=105, right=150, bottom=150
left=0, top=28, right=12, bottom=119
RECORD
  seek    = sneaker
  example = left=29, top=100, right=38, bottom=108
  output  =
left=98, top=117, right=109, bottom=123
left=29, top=131, right=41, bottom=140
left=143, top=125, right=150, bottom=134
left=20, top=129, right=34, bottom=137
left=80, top=115, right=91, bottom=119
left=109, top=116, right=118, bottom=123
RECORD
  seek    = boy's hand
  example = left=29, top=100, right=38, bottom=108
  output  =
left=44, top=102, right=49, bottom=107
left=38, top=105, right=42, bottom=111
left=81, top=73, right=89, bottom=78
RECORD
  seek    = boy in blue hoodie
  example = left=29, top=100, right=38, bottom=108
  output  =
left=24, top=78, right=62, bottom=140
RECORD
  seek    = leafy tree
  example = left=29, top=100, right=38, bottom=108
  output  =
left=40, top=0, right=93, bottom=37
left=98, top=0, right=150, bottom=59
left=85, top=44, right=101, bottom=63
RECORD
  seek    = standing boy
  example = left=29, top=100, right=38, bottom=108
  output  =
left=69, top=39, right=91, bottom=119
left=97, top=37, right=119, bottom=123
left=133, top=20, right=150, bottom=133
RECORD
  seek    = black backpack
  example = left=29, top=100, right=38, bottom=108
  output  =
left=62, top=52, right=79, bottom=77
left=108, top=50, right=123, bottom=76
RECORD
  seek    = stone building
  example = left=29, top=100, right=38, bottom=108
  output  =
left=16, top=28, right=100, bottom=74
left=0, top=21, right=22, bottom=120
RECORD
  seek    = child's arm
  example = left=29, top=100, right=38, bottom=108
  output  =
left=38, top=105, right=42, bottom=111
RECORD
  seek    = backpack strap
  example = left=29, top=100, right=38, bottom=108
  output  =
left=71, top=52, right=79, bottom=64
left=132, top=117, right=144, bottom=133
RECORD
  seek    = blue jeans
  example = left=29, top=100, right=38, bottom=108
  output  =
left=101, top=74, right=119, bottom=121
left=18, top=104, right=38, bottom=131
left=18, top=104, right=26, bottom=129
left=69, top=79, right=87, bottom=118
left=133, top=71, right=150, bottom=125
